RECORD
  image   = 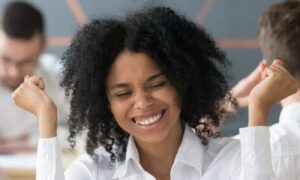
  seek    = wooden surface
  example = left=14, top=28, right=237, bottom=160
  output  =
left=3, top=168, right=35, bottom=180
left=2, top=151, right=76, bottom=180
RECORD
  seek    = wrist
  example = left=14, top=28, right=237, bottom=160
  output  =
left=248, top=101, right=270, bottom=126
left=37, top=102, right=58, bottom=138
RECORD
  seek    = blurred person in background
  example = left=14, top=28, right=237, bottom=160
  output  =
left=231, top=1, right=300, bottom=179
left=0, top=1, right=69, bottom=152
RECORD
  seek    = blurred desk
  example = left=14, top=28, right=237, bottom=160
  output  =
left=3, top=168, right=34, bottom=180
left=0, top=154, right=36, bottom=180
left=0, top=151, right=76, bottom=180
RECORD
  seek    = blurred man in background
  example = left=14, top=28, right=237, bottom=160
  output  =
left=232, top=1, right=300, bottom=179
left=0, top=1, right=69, bottom=152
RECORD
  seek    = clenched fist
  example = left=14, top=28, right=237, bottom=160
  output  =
left=11, top=75, right=58, bottom=138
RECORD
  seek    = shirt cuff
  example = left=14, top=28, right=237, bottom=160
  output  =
left=239, top=126, right=274, bottom=177
left=37, top=137, right=64, bottom=180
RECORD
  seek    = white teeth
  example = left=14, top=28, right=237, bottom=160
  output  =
left=135, top=113, right=162, bottom=126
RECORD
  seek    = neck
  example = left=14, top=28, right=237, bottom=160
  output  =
left=135, top=125, right=183, bottom=179
left=280, top=89, right=300, bottom=107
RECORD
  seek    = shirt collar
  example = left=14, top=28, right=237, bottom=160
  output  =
left=112, top=136, right=141, bottom=178
left=173, top=125, right=203, bottom=173
left=113, top=124, right=203, bottom=178
left=279, top=102, right=300, bottom=124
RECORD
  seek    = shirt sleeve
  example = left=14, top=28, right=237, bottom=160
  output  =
left=36, top=137, right=94, bottom=180
left=270, top=124, right=300, bottom=180
left=36, top=137, right=65, bottom=180
left=239, top=126, right=274, bottom=180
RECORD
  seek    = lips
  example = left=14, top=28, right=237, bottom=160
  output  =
left=132, top=110, right=165, bottom=126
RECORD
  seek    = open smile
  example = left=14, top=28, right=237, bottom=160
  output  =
left=132, top=110, right=165, bottom=127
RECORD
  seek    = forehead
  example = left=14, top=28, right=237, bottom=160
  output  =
left=107, top=50, right=162, bottom=84
left=0, top=32, right=42, bottom=61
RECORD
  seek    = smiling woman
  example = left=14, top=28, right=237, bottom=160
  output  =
left=61, top=6, right=234, bottom=165
left=11, top=6, right=298, bottom=180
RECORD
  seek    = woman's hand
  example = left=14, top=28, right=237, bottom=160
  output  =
left=11, top=75, right=58, bottom=138
left=248, top=59, right=298, bottom=126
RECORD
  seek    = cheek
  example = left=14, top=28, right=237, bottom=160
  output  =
left=161, top=86, right=180, bottom=104
left=154, top=87, right=181, bottom=112
left=170, top=97, right=181, bottom=117
left=110, top=100, right=131, bottom=124
left=169, top=87, right=181, bottom=110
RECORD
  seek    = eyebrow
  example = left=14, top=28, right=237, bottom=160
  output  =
left=109, top=72, right=165, bottom=90
left=2, top=54, right=32, bottom=63
left=109, top=83, right=130, bottom=90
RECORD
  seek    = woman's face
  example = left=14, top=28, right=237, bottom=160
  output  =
left=106, top=50, right=182, bottom=144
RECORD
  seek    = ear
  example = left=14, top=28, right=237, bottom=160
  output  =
left=39, top=36, right=47, bottom=53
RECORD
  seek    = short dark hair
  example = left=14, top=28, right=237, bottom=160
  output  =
left=258, top=1, right=300, bottom=82
left=1, top=1, right=44, bottom=39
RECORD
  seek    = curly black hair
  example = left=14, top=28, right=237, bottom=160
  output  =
left=61, top=6, right=236, bottom=163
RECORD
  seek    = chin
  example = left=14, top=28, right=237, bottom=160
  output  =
left=135, top=137, right=165, bottom=145
left=134, top=129, right=172, bottom=144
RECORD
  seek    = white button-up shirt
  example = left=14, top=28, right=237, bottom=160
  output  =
left=269, top=102, right=300, bottom=180
left=37, top=125, right=274, bottom=180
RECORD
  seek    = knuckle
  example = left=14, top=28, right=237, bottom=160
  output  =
left=20, top=83, right=26, bottom=89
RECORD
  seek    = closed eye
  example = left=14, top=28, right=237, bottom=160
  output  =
left=149, top=81, right=167, bottom=89
left=115, top=91, right=132, bottom=97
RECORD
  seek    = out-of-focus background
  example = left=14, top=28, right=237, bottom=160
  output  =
left=0, top=0, right=283, bottom=179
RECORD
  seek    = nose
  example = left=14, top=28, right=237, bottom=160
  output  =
left=134, top=89, right=153, bottom=110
